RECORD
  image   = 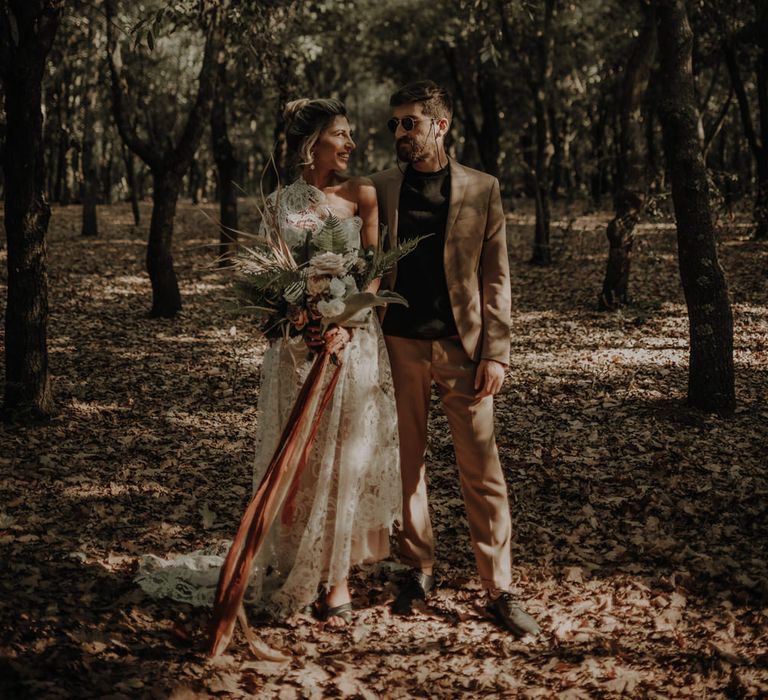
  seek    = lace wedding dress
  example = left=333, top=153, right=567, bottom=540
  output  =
left=136, top=179, right=402, bottom=617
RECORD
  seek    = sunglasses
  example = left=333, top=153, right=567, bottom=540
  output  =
left=386, top=116, right=432, bottom=133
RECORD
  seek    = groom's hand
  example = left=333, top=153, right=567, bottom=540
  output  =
left=474, top=359, right=506, bottom=398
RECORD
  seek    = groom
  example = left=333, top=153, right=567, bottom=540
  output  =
left=370, top=81, right=539, bottom=636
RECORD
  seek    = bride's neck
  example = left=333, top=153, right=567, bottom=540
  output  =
left=302, top=167, right=337, bottom=190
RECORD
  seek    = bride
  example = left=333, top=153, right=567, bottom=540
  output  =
left=137, top=98, right=402, bottom=628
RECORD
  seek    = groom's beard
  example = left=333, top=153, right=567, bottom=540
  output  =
left=396, top=136, right=431, bottom=163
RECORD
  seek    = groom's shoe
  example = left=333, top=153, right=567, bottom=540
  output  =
left=392, top=569, right=435, bottom=615
left=487, top=592, right=541, bottom=637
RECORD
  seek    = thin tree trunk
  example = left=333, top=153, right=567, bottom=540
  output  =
left=0, top=1, right=62, bottom=422
left=723, top=9, right=768, bottom=240
left=188, top=159, right=201, bottom=204
left=54, top=126, right=67, bottom=203
left=528, top=0, right=556, bottom=266
left=519, top=128, right=536, bottom=195
left=755, top=1, right=768, bottom=238
left=80, top=19, right=98, bottom=237
left=264, top=65, right=291, bottom=193
left=589, top=101, right=608, bottom=206
left=644, top=102, right=662, bottom=186
left=549, top=105, right=563, bottom=198
left=59, top=78, right=75, bottom=206
left=101, top=129, right=114, bottom=204
left=443, top=43, right=483, bottom=170
left=703, top=86, right=733, bottom=160
left=211, top=61, right=239, bottom=266
left=655, top=0, right=735, bottom=414
left=477, top=70, right=501, bottom=177
left=756, top=159, right=768, bottom=239
left=599, top=2, right=656, bottom=310
left=121, top=143, right=140, bottom=225
left=531, top=88, right=552, bottom=265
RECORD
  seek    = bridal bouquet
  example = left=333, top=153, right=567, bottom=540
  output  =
left=232, top=196, right=422, bottom=339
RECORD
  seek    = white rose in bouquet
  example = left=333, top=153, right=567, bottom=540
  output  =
left=342, top=275, right=358, bottom=294
left=329, top=277, right=347, bottom=299
left=317, top=298, right=346, bottom=318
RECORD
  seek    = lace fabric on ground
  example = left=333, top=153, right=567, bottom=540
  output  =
left=135, top=178, right=402, bottom=617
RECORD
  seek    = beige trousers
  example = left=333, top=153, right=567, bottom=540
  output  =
left=384, top=335, right=513, bottom=590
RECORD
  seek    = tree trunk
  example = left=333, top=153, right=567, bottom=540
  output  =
left=148, top=170, right=182, bottom=318
left=655, top=0, right=736, bottom=414
left=264, top=69, right=291, bottom=193
left=59, top=79, right=75, bottom=206
left=723, top=3, right=768, bottom=240
left=549, top=105, right=563, bottom=199
left=599, top=2, right=656, bottom=310
left=756, top=159, right=768, bottom=239
left=528, top=0, right=556, bottom=266
left=589, top=101, right=608, bottom=206
left=477, top=69, right=501, bottom=177
left=106, top=0, right=223, bottom=316
left=0, top=1, right=62, bottom=422
left=122, top=143, right=140, bottom=225
left=188, top=159, right=201, bottom=204
left=755, top=1, right=768, bottom=239
left=443, top=44, right=485, bottom=172
left=644, top=100, right=665, bottom=190
left=54, top=126, right=67, bottom=203
left=211, top=61, right=239, bottom=267
left=101, top=129, right=114, bottom=204
left=530, top=87, right=552, bottom=265
left=80, top=19, right=99, bottom=237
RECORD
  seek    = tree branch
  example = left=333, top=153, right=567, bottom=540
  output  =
left=170, top=6, right=223, bottom=173
left=104, top=0, right=162, bottom=169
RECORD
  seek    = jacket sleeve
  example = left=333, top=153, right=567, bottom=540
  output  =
left=480, top=178, right=511, bottom=365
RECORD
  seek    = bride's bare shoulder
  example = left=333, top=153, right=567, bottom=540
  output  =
left=346, top=176, right=375, bottom=196
left=336, top=175, right=374, bottom=190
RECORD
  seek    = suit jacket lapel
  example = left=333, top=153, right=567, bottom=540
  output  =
left=445, top=159, right=467, bottom=247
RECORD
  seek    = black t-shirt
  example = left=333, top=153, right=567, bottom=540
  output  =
left=382, top=165, right=458, bottom=339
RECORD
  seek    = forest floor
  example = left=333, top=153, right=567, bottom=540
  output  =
left=0, top=200, right=767, bottom=699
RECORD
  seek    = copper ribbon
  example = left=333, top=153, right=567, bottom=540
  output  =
left=207, top=350, right=342, bottom=658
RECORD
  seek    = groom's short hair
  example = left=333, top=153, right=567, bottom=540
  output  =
left=390, top=80, right=453, bottom=122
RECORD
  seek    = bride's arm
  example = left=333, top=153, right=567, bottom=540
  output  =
left=355, top=178, right=381, bottom=294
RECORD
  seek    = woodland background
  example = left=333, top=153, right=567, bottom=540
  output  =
left=0, top=0, right=767, bottom=697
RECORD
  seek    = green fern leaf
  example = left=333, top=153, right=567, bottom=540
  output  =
left=312, top=214, right=349, bottom=254
left=359, top=234, right=433, bottom=289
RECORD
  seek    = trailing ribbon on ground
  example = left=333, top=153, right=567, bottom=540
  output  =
left=207, top=350, right=342, bottom=659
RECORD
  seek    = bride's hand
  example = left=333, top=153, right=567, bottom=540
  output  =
left=303, top=323, right=324, bottom=352
left=323, top=326, right=351, bottom=355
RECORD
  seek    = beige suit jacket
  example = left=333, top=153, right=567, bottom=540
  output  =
left=370, top=159, right=511, bottom=365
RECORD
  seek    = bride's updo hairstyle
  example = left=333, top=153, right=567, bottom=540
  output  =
left=283, top=98, right=347, bottom=169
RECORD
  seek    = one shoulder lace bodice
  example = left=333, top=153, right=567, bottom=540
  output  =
left=264, top=178, right=362, bottom=252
